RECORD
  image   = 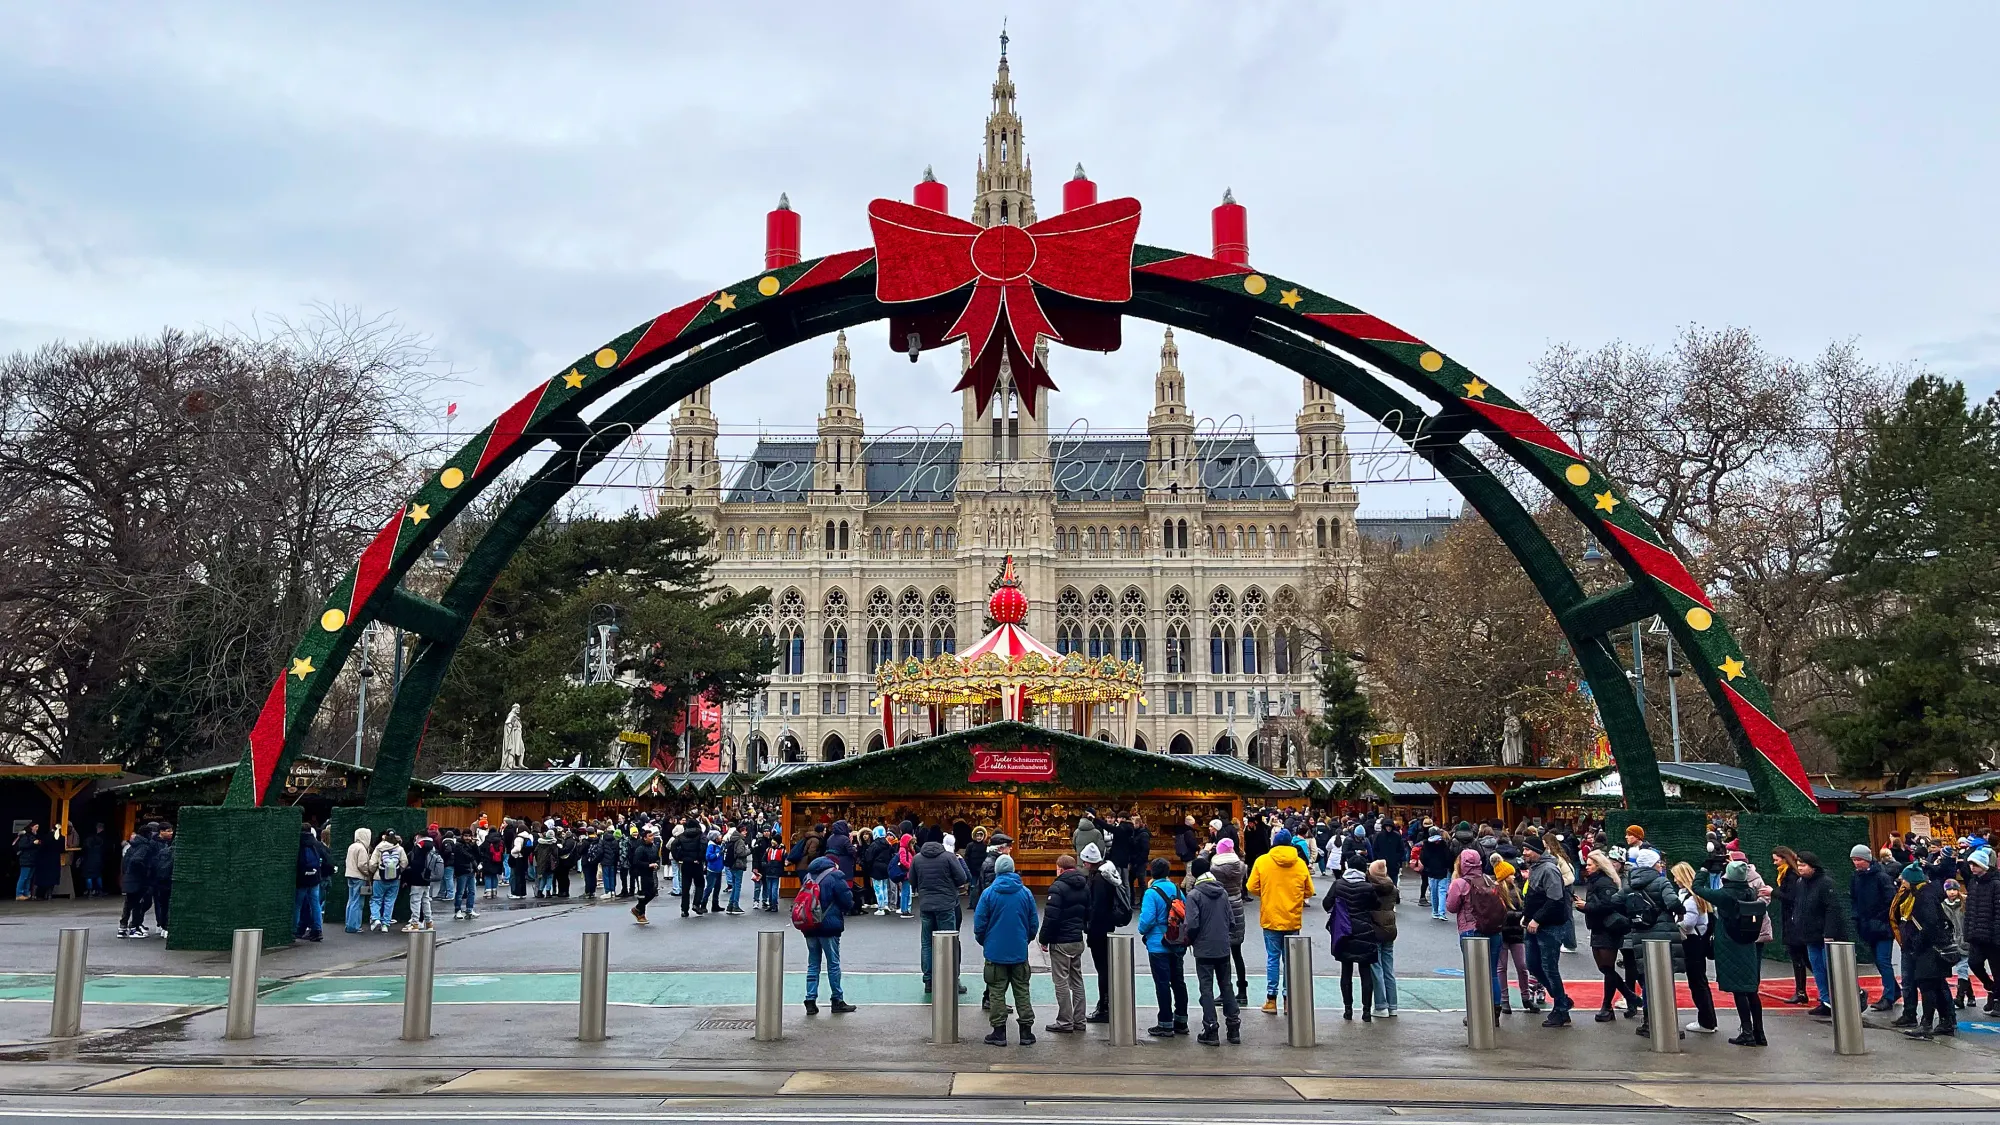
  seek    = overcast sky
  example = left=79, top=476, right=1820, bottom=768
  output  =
left=4, top=3, right=1995, bottom=516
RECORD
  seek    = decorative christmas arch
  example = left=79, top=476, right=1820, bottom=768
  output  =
left=220, top=205, right=1824, bottom=820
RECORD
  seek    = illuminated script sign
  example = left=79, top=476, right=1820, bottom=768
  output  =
left=969, top=748, right=1056, bottom=783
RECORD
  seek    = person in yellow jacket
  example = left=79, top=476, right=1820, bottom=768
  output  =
left=1245, top=828, right=1315, bottom=1013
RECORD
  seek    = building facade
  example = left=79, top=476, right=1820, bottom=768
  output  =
left=661, top=45, right=1377, bottom=771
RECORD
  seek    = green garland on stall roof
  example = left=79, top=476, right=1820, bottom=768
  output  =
left=753, top=721, right=1264, bottom=798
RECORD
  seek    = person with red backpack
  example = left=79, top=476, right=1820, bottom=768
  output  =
left=794, top=854, right=856, bottom=1015
left=1137, top=856, right=1190, bottom=1037
left=1446, top=847, right=1507, bottom=1023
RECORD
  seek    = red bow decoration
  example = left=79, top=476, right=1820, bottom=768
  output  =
left=867, top=196, right=1142, bottom=415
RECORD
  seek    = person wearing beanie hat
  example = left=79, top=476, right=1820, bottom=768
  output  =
left=974, top=850, right=1040, bottom=1045
left=1208, top=836, right=1250, bottom=1006
left=1691, top=858, right=1770, bottom=1045
left=1900, top=859, right=1957, bottom=1039
left=1246, top=824, right=1315, bottom=1014
left=1966, top=847, right=2000, bottom=1016
left=1624, top=824, right=1647, bottom=850
left=1849, top=844, right=1902, bottom=1011
left=1786, top=851, right=1850, bottom=1019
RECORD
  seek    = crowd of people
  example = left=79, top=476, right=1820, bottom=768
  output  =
left=266, top=803, right=1995, bottom=1047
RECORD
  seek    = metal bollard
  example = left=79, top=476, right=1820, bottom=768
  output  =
left=401, top=929, right=436, bottom=1042
left=1106, top=933, right=1137, bottom=1047
left=753, top=930, right=784, bottom=1042
left=930, top=930, right=959, bottom=1044
left=1643, top=938, right=1680, bottom=1054
left=578, top=932, right=609, bottom=1042
left=224, top=929, right=261, bottom=1040
left=1826, top=940, right=1867, bottom=1056
left=50, top=928, right=88, bottom=1038
left=1460, top=935, right=1496, bottom=1050
left=1284, top=933, right=1317, bottom=1047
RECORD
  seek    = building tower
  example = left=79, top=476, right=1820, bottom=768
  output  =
left=663, top=383, right=721, bottom=515
left=959, top=31, right=1049, bottom=495
left=812, top=330, right=866, bottom=507
left=1146, top=328, right=1199, bottom=499
left=1294, top=377, right=1358, bottom=550
left=973, top=28, right=1035, bottom=229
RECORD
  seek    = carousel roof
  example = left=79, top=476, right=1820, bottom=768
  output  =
left=874, top=556, right=1144, bottom=707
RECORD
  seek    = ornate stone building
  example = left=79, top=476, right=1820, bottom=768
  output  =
left=661, top=45, right=1372, bottom=770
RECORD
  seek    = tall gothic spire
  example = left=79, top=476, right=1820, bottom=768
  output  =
left=974, top=29, right=1034, bottom=228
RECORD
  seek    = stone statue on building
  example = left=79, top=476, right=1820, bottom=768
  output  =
left=1401, top=722, right=1421, bottom=767
left=1502, top=706, right=1526, bottom=767
left=501, top=704, right=526, bottom=770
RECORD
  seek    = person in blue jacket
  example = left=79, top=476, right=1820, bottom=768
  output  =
left=1137, top=855, right=1189, bottom=1036
left=799, top=855, right=856, bottom=1015
left=973, top=853, right=1041, bottom=1046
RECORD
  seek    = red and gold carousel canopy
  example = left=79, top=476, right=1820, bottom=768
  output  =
left=873, top=557, right=1145, bottom=709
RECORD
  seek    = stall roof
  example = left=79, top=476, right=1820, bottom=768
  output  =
left=102, top=756, right=447, bottom=800
left=1862, top=770, right=2000, bottom=806
left=1343, top=766, right=1493, bottom=801
left=1509, top=762, right=1857, bottom=807
left=428, top=767, right=661, bottom=796
left=752, top=722, right=1273, bottom=797
left=1182, top=755, right=1311, bottom=794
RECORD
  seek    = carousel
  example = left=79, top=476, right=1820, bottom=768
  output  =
left=874, top=556, right=1146, bottom=741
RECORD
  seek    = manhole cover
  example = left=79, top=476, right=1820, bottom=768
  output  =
left=691, top=1018, right=758, bottom=1031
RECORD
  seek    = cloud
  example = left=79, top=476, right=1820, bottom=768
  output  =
left=3, top=2, right=1995, bottom=516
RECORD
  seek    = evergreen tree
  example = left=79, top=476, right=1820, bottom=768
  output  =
left=1309, top=650, right=1375, bottom=775
left=428, top=507, right=773, bottom=770
left=1816, top=376, right=2000, bottom=786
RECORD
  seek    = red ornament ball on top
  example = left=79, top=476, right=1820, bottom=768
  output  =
left=988, top=555, right=1027, bottom=625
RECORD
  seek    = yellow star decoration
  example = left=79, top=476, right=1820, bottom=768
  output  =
left=1718, top=656, right=1746, bottom=681
left=562, top=369, right=585, bottom=389
left=1461, top=377, right=1489, bottom=399
left=1593, top=491, right=1620, bottom=513
left=714, top=292, right=737, bottom=311
left=1277, top=288, right=1302, bottom=309
left=406, top=503, right=430, bottom=525
left=290, top=656, right=316, bottom=680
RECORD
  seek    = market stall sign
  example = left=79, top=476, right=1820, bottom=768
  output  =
left=970, top=748, right=1056, bottom=782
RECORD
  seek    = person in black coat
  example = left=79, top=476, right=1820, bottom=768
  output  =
left=1788, top=851, right=1850, bottom=1015
left=1962, top=850, right=2000, bottom=1014
left=1325, top=852, right=1381, bottom=1021
left=1581, top=852, right=1639, bottom=1018
left=1848, top=847, right=1901, bottom=1012
left=1038, top=858, right=1092, bottom=1031
left=1082, top=861, right=1129, bottom=1023
left=80, top=825, right=106, bottom=897
left=1371, top=822, right=1408, bottom=886
left=146, top=827, right=175, bottom=933
left=1900, top=865, right=1957, bottom=1039
left=1418, top=830, right=1455, bottom=919
left=118, top=827, right=156, bottom=936
left=1125, top=817, right=1153, bottom=895
left=671, top=821, right=708, bottom=917
left=295, top=826, right=330, bottom=941
left=630, top=829, right=662, bottom=924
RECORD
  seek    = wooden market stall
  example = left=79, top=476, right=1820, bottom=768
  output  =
left=98, top=756, right=448, bottom=840
left=1334, top=766, right=1493, bottom=827
left=1507, top=762, right=1857, bottom=824
left=421, top=767, right=738, bottom=827
left=753, top=721, right=1268, bottom=888
left=1393, top=766, right=1582, bottom=827
left=1855, top=771, right=2000, bottom=846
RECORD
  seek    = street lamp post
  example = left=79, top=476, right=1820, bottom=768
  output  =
left=353, top=624, right=373, bottom=766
